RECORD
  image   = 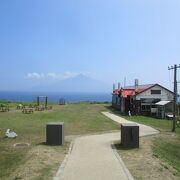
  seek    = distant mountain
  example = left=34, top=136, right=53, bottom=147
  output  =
left=29, top=74, right=111, bottom=93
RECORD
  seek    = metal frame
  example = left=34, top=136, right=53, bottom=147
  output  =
left=37, top=96, right=48, bottom=106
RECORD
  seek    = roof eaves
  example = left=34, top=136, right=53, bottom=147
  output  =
left=136, top=83, right=174, bottom=95
left=135, top=84, right=156, bottom=95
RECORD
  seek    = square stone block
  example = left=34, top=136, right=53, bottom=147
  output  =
left=121, top=123, right=139, bottom=148
left=46, top=122, right=64, bottom=145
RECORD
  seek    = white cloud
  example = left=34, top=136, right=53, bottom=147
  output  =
left=27, top=72, right=45, bottom=79
left=46, top=72, right=80, bottom=79
left=26, top=71, right=89, bottom=80
left=47, top=73, right=58, bottom=79
left=63, top=71, right=79, bottom=78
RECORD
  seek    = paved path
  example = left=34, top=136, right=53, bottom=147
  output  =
left=54, top=112, right=159, bottom=180
left=102, top=112, right=159, bottom=136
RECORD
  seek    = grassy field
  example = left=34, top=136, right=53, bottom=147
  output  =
left=108, top=108, right=180, bottom=179
left=107, top=106, right=180, bottom=132
left=119, top=113, right=180, bottom=177
left=152, top=135, right=180, bottom=177
left=0, top=102, right=119, bottom=180
left=1, top=102, right=179, bottom=179
left=126, top=115, right=180, bottom=177
left=124, top=115, right=180, bottom=133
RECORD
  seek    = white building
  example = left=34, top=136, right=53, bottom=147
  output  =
left=112, top=82, right=174, bottom=116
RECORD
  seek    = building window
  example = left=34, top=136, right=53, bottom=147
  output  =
left=141, top=105, right=151, bottom=111
left=141, top=98, right=160, bottom=103
left=151, top=90, right=161, bottom=94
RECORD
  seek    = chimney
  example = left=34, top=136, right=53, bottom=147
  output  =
left=118, top=82, right=121, bottom=90
left=135, top=79, right=139, bottom=93
left=113, top=83, right=116, bottom=91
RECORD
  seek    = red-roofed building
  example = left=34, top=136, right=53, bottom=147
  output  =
left=112, top=80, right=173, bottom=115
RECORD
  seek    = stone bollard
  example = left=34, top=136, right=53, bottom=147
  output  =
left=121, top=123, right=139, bottom=148
left=46, top=122, right=64, bottom=145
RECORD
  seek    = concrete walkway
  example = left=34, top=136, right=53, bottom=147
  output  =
left=102, top=112, right=159, bottom=136
left=54, top=112, right=159, bottom=180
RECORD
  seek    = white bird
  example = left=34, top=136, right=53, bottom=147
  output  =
left=5, top=129, right=17, bottom=138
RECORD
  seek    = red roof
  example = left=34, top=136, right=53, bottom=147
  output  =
left=120, top=89, right=135, bottom=97
left=113, top=84, right=155, bottom=98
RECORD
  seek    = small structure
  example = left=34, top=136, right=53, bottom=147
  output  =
left=37, top=96, right=48, bottom=107
left=22, top=108, right=34, bottom=114
left=128, top=110, right=131, bottom=117
left=59, top=98, right=66, bottom=105
left=14, top=143, right=30, bottom=147
left=112, top=80, right=174, bottom=116
left=17, top=104, right=23, bottom=109
left=45, top=105, right=52, bottom=110
left=35, top=105, right=45, bottom=111
left=36, top=96, right=52, bottom=110
left=5, top=129, right=17, bottom=138
left=46, top=122, right=64, bottom=145
left=121, top=123, right=139, bottom=148
left=0, top=104, right=9, bottom=112
left=155, top=100, right=173, bottom=118
left=28, top=104, right=35, bottom=108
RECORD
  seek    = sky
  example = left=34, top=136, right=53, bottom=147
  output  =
left=0, top=0, right=180, bottom=92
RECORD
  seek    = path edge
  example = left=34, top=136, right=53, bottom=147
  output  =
left=111, top=142, right=134, bottom=180
left=53, top=140, right=75, bottom=180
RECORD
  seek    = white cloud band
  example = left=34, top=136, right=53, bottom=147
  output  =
left=27, top=73, right=45, bottom=79
left=27, top=71, right=89, bottom=80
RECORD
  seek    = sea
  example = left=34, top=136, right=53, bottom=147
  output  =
left=0, top=91, right=112, bottom=102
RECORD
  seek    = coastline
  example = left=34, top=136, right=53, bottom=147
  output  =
left=0, top=91, right=111, bottom=102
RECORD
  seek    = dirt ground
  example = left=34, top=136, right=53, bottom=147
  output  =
left=115, top=135, right=179, bottom=180
left=9, top=140, right=71, bottom=180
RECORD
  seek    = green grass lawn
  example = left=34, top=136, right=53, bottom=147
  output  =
left=1, top=102, right=179, bottom=179
left=0, top=102, right=119, bottom=179
left=152, top=136, right=180, bottom=176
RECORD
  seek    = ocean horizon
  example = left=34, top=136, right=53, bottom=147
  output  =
left=0, top=91, right=112, bottom=102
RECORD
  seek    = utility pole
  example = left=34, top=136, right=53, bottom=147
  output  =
left=168, top=64, right=180, bottom=132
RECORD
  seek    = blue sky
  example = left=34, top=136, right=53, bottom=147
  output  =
left=0, top=0, right=180, bottom=92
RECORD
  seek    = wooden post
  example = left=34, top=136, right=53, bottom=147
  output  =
left=45, top=96, right=48, bottom=107
left=37, top=96, right=39, bottom=106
